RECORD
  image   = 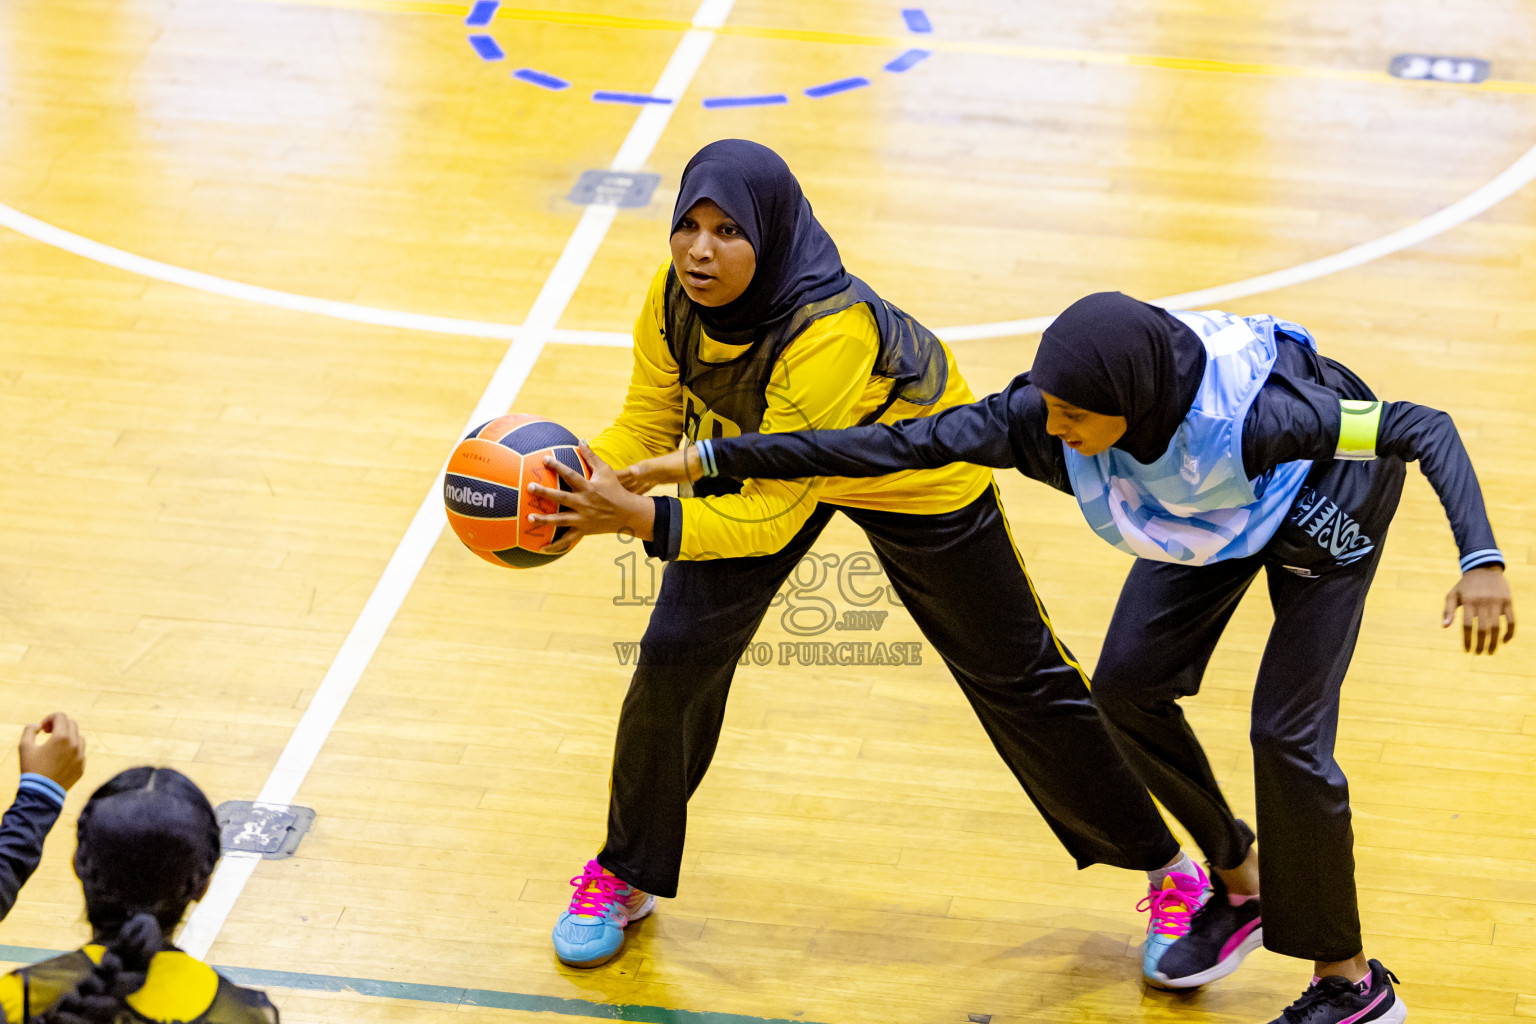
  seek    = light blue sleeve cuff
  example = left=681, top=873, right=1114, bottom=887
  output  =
left=1459, top=548, right=1505, bottom=573
left=18, top=774, right=67, bottom=808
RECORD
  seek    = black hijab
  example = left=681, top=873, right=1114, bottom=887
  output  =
left=671, top=139, right=850, bottom=342
left=1030, top=292, right=1207, bottom=464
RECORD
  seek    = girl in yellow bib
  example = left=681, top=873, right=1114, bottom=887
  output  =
left=0, top=767, right=276, bottom=1024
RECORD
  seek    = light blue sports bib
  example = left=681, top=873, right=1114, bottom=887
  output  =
left=1062, top=310, right=1316, bottom=565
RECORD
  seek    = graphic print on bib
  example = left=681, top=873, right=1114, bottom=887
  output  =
left=1288, top=486, right=1377, bottom=565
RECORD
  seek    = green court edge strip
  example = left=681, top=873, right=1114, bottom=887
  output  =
left=0, top=945, right=826, bottom=1024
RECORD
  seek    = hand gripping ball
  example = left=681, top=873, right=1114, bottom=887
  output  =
left=444, top=414, right=592, bottom=568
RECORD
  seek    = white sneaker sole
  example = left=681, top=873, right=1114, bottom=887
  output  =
left=1149, top=926, right=1263, bottom=990
left=1374, top=997, right=1407, bottom=1023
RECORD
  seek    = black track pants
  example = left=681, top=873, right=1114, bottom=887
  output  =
left=1090, top=456, right=1406, bottom=962
left=598, top=486, right=1179, bottom=897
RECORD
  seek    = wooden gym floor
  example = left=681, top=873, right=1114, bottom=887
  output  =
left=0, top=0, right=1533, bottom=1020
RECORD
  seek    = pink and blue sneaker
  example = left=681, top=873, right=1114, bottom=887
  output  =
left=1149, top=873, right=1263, bottom=989
left=551, top=860, right=656, bottom=968
left=1138, top=861, right=1213, bottom=984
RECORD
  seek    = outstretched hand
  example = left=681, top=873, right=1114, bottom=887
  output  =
left=1443, top=566, right=1515, bottom=654
left=615, top=446, right=704, bottom=494
left=527, top=444, right=655, bottom=553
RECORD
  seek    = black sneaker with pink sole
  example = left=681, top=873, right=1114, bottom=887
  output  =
left=1146, top=873, right=1262, bottom=989
left=1267, top=960, right=1406, bottom=1024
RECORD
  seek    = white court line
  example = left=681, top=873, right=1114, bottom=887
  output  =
left=173, top=0, right=736, bottom=960
left=0, top=202, right=520, bottom=342
left=3, top=141, right=1536, bottom=346
left=937, top=138, right=1536, bottom=341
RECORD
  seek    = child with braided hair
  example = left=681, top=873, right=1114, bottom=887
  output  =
left=0, top=767, right=277, bottom=1024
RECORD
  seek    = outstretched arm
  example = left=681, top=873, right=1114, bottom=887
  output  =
left=535, top=322, right=878, bottom=560
left=622, top=375, right=1073, bottom=495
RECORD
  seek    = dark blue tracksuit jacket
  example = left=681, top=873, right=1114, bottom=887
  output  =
left=0, top=775, right=67, bottom=920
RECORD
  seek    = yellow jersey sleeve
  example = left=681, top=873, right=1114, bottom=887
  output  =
left=587, top=261, right=684, bottom=473
left=677, top=307, right=880, bottom=560
left=0, top=972, right=22, bottom=1024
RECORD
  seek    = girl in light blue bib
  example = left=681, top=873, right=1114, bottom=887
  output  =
left=1056, top=308, right=1317, bottom=565
left=639, top=289, right=1514, bottom=1024
left=1026, top=292, right=1510, bottom=1018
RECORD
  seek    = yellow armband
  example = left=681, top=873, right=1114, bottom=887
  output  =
left=1336, top=400, right=1382, bottom=461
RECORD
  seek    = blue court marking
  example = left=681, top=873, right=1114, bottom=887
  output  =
left=464, top=0, right=499, bottom=27
left=803, top=76, right=871, bottom=98
left=468, top=34, right=505, bottom=61
left=514, top=68, right=571, bottom=90
left=0, top=945, right=826, bottom=1024
left=884, top=47, right=931, bottom=72
left=702, top=94, right=789, bottom=108
left=592, top=91, right=675, bottom=104
left=462, top=6, right=938, bottom=111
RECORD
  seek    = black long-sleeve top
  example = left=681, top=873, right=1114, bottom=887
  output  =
left=0, top=774, right=67, bottom=920
left=702, top=339, right=1503, bottom=573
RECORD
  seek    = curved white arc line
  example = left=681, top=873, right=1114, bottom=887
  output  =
left=3, top=140, right=1534, bottom=346
left=935, top=315, right=1056, bottom=343
left=0, top=202, right=526, bottom=341
left=0, top=198, right=620, bottom=347
left=1149, top=138, right=1536, bottom=311
left=935, top=139, right=1536, bottom=340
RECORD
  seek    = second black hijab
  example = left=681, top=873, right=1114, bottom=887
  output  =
left=672, top=139, right=850, bottom=342
left=1030, top=292, right=1208, bottom=464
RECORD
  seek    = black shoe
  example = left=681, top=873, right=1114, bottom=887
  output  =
left=1267, top=960, right=1406, bottom=1023
left=1146, top=872, right=1262, bottom=989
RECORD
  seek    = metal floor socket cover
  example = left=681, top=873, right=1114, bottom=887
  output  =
left=216, top=802, right=316, bottom=860
left=567, top=170, right=662, bottom=209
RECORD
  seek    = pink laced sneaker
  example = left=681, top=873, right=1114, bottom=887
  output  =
left=551, top=860, right=655, bottom=968
left=1138, top=862, right=1211, bottom=983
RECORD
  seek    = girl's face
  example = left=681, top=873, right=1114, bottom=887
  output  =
left=1040, top=391, right=1128, bottom=457
left=671, top=199, right=756, bottom=307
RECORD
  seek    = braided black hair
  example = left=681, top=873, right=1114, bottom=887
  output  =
left=33, top=767, right=222, bottom=1024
